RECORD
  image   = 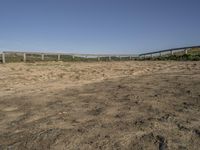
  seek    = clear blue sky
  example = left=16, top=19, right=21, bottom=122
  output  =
left=0, top=0, right=199, bottom=54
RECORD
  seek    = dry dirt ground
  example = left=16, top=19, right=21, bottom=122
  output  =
left=0, top=61, right=200, bottom=150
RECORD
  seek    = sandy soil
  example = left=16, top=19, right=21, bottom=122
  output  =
left=0, top=61, right=200, bottom=150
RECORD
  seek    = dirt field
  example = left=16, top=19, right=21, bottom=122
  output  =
left=0, top=61, right=200, bottom=150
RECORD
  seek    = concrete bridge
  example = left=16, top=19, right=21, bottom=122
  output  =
left=1, top=45, right=200, bottom=63
left=0, top=51, right=138, bottom=63
left=139, top=45, right=200, bottom=58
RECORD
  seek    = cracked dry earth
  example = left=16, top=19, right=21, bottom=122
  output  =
left=0, top=61, right=200, bottom=150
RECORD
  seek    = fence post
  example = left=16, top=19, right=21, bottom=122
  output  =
left=129, top=56, right=132, bottom=60
left=58, top=54, right=61, bottom=61
left=109, top=56, right=111, bottom=61
left=97, top=57, right=100, bottom=61
left=23, top=53, right=26, bottom=62
left=2, top=52, right=5, bottom=63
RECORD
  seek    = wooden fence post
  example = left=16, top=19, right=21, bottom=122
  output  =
left=109, top=56, right=111, bottom=61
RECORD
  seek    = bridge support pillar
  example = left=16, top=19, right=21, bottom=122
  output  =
left=2, top=53, right=5, bottom=63
left=41, top=54, right=44, bottom=60
left=23, top=53, right=26, bottom=62
left=58, top=54, right=61, bottom=61
left=184, top=49, right=188, bottom=54
left=170, top=50, right=174, bottom=55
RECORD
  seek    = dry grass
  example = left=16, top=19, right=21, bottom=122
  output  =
left=0, top=61, right=200, bottom=149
